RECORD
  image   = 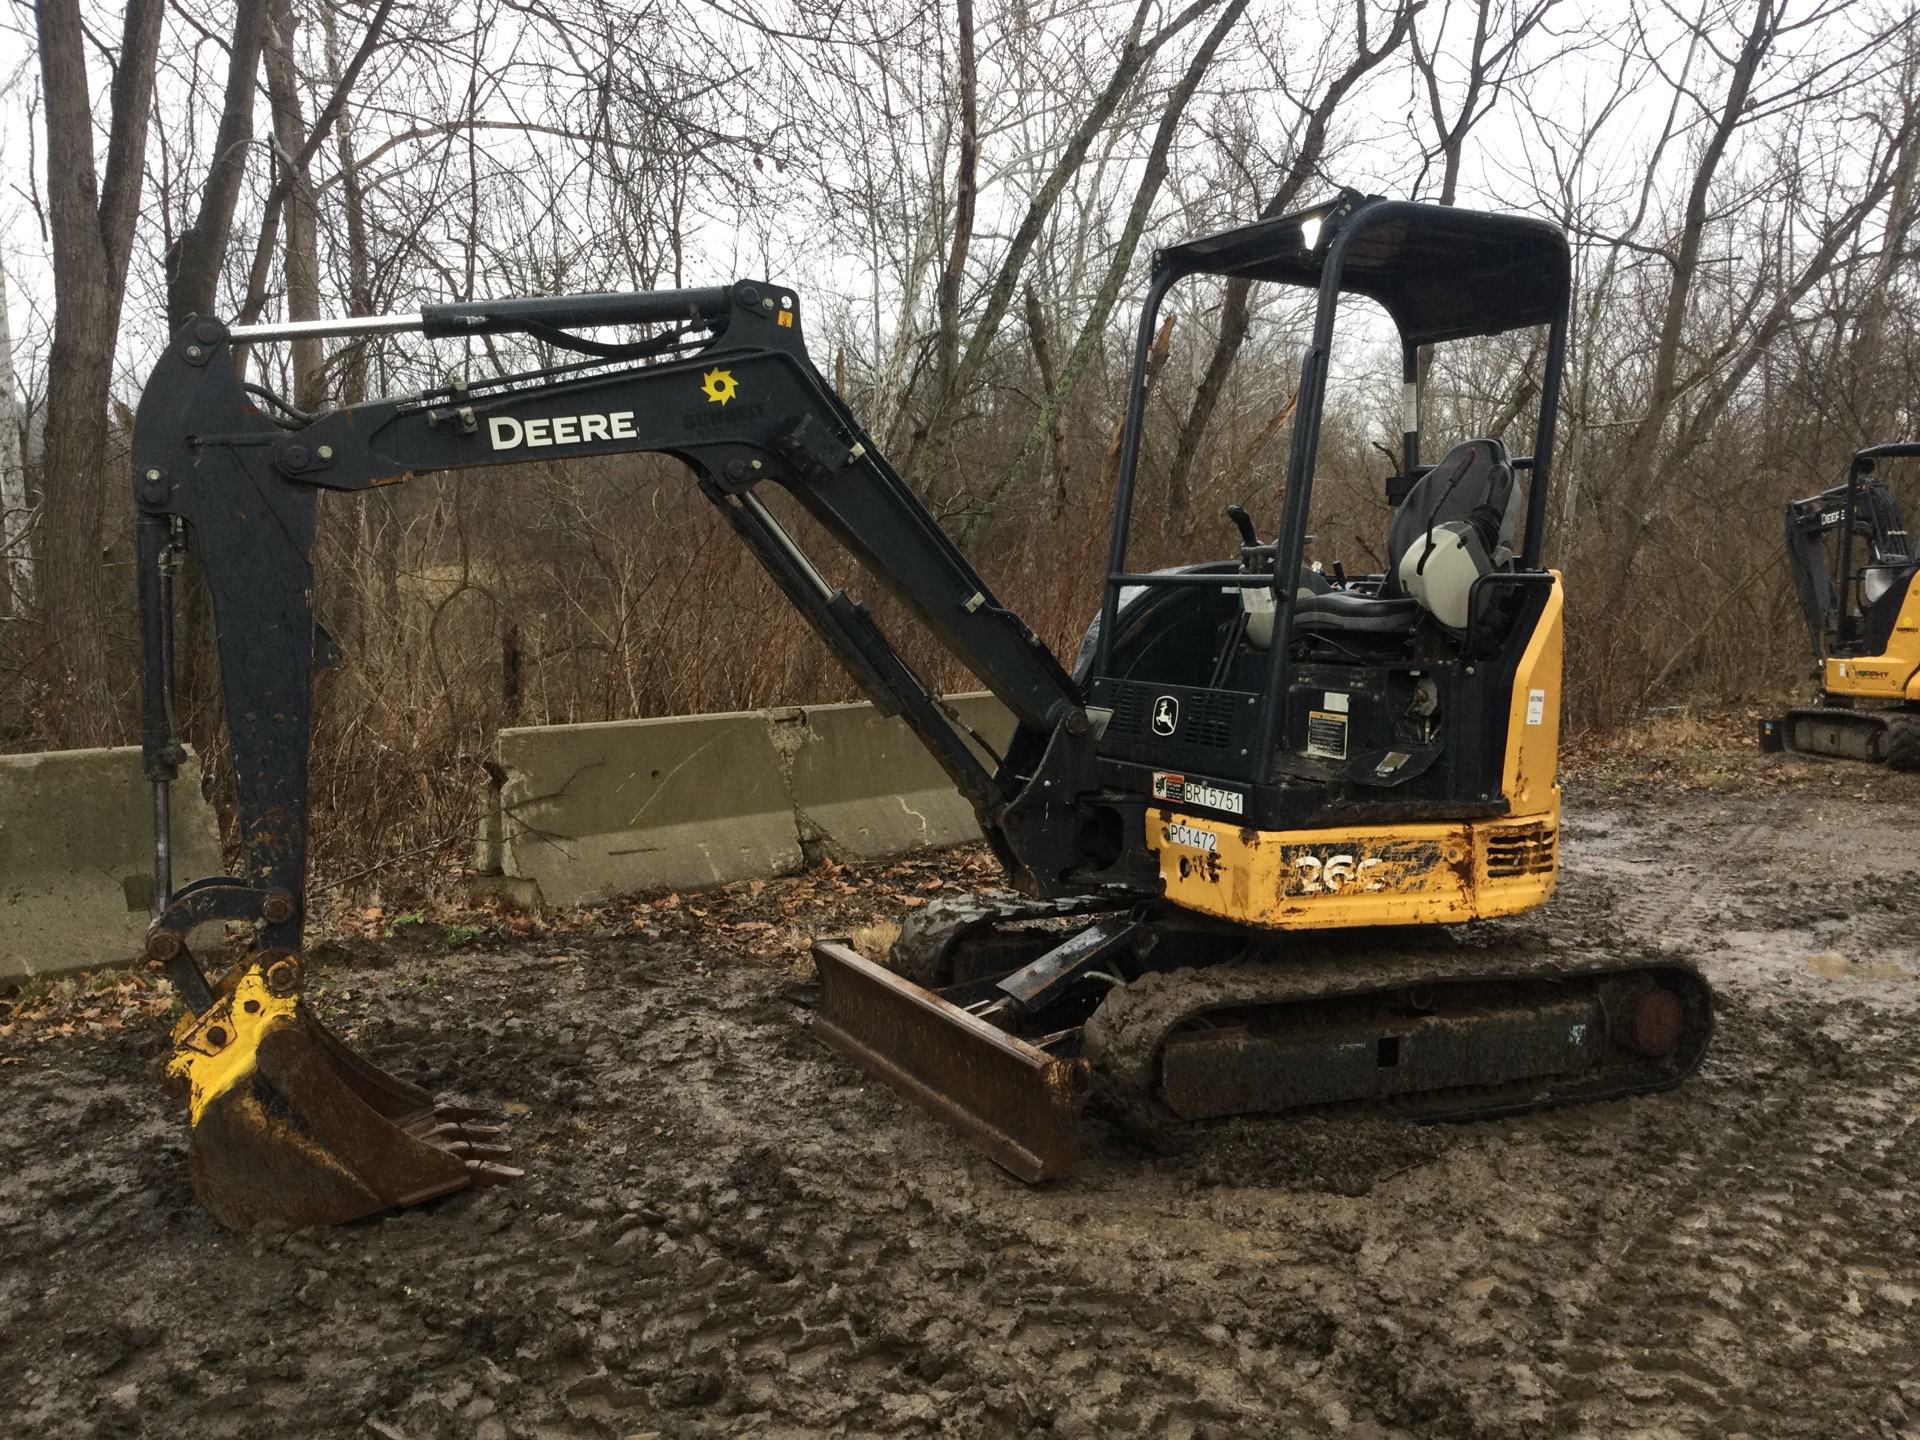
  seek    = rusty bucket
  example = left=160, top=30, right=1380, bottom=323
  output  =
left=163, top=948, right=520, bottom=1230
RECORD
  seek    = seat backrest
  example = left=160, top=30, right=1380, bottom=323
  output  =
left=1385, top=439, right=1518, bottom=597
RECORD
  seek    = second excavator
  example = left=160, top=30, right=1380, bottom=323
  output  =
left=1771, top=443, right=1920, bottom=767
left=132, top=190, right=1713, bottom=1226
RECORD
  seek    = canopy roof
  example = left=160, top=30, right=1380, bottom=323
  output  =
left=1156, top=191, right=1569, bottom=346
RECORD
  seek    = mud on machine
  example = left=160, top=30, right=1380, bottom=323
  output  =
left=133, top=189, right=1712, bottom=1227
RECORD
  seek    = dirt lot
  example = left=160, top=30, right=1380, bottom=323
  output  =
left=4, top=741, right=1920, bottom=1439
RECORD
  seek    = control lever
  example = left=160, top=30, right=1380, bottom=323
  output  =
left=1225, top=503, right=1260, bottom=548
left=1226, top=504, right=1279, bottom=576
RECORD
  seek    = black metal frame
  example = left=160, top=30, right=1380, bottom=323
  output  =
left=1093, top=191, right=1571, bottom=790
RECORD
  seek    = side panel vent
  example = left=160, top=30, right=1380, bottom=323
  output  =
left=1181, top=691, right=1237, bottom=749
left=1484, top=822, right=1556, bottom=879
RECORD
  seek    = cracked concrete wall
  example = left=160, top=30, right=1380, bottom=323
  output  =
left=1, top=746, right=224, bottom=982
left=781, top=698, right=1009, bottom=861
left=479, top=694, right=1013, bottom=907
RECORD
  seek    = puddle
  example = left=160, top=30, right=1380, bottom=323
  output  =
left=1805, top=949, right=1914, bottom=982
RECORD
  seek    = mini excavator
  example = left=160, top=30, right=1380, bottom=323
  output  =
left=134, top=191, right=1712, bottom=1228
left=1769, top=443, right=1920, bottom=767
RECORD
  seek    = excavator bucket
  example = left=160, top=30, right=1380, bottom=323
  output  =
left=164, top=950, right=520, bottom=1230
left=810, top=940, right=1088, bottom=1182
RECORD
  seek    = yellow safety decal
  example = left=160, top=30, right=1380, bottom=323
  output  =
left=701, top=368, right=739, bottom=405
left=776, top=311, right=793, bottom=328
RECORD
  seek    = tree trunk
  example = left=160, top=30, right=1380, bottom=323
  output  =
left=932, top=0, right=977, bottom=396
left=321, top=0, right=375, bottom=405
left=1163, top=0, right=1417, bottom=521
left=265, top=0, right=325, bottom=410
left=165, top=0, right=271, bottom=332
left=35, top=0, right=166, bottom=743
left=1023, top=282, right=1073, bottom=517
left=0, top=266, right=31, bottom=614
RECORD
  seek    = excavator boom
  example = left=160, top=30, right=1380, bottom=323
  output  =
left=135, top=283, right=1123, bottom=1227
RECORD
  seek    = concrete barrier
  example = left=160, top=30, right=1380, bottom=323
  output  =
left=785, top=696, right=1012, bottom=861
left=478, top=694, right=1014, bottom=906
left=486, top=711, right=806, bottom=908
left=1, top=746, right=224, bottom=983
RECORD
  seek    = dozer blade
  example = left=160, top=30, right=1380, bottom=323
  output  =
left=166, top=950, right=521, bottom=1231
left=811, top=940, right=1088, bottom=1183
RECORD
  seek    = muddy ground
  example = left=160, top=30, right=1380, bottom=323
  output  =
left=3, top=746, right=1920, bottom=1439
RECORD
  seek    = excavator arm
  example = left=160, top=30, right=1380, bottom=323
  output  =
left=129, top=280, right=1117, bottom=1226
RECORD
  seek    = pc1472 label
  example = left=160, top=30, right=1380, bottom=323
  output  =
left=1164, top=821, right=1219, bottom=853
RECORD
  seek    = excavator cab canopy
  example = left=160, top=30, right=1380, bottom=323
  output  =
left=1092, top=191, right=1572, bottom=808
left=1154, top=189, right=1570, bottom=346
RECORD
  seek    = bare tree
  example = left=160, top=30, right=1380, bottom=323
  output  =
left=970, top=0, right=1253, bottom=534
left=1163, top=0, right=1419, bottom=522
left=1409, top=0, right=1561, bottom=206
left=232, top=0, right=395, bottom=333
left=263, top=0, right=324, bottom=409
left=164, top=0, right=271, bottom=332
left=1591, top=0, right=1913, bottom=626
left=933, top=0, right=979, bottom=396
left=0, top=267, right=31, bottom=614
left=34, top=0, right=166, bottom=739
left=906, top=0, right=1232, bottom=480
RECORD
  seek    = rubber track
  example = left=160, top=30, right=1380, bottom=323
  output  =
left=1080, top=940, right=1714, bottom=1139
left=888, top=892, right=1134, bottom=986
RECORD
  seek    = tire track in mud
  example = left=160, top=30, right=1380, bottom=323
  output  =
left=7, top=783, right=1920, bottom=1439
left=1528, top=797, right=1920, bottom=1438
left=1531, top=1006, right=1920, bottom=1438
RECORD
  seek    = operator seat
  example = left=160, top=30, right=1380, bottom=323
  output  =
left=1864, top=560, right=1920, bottom=654
left=1292, top=438, right=1518, bottom=637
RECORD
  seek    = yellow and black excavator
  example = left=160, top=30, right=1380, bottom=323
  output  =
left=132, top=190, right=1712, bottom=1229
left=1767, top=443, right=1920, bottom=767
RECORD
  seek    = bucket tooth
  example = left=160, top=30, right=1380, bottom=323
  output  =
left=811, top=940, right=1088, bottom=1183
left=166, top=951, right=519, bottom=1230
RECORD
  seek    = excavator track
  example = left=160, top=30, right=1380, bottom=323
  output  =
left=1781, top=706, right=1920, bottom=768
left=1081, top=940, right=1713, bottom=1141
left=889, top=892, right=1138, bottom=987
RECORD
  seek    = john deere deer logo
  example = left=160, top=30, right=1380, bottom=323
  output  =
left=1152, top=695, right=1179, bottom=736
